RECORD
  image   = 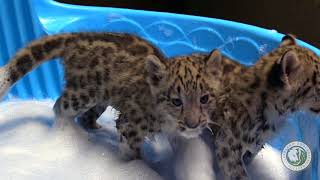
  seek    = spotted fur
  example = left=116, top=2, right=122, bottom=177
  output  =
left=210, top=35, right=320, bottom=179
left=0, top=32, right=225, bottom=159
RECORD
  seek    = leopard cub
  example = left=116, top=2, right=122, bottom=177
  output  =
left=210, top=35, right=320, bottom=179
left=0, top=32, right=223, bottom=159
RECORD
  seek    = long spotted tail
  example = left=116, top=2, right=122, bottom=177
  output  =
left=0, top=34, right=75, bottom=99
left=0, top=67, right=10, bottom=98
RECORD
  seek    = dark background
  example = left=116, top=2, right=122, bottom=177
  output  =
left=57, top=0, right=319, bottom=47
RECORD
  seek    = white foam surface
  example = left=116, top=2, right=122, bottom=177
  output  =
left=0, top=100, right=294, bottom=180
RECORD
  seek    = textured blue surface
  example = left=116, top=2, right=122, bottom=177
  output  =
left=0, top=0, right=319, bottom=179
left=1, top=0, right=319, bottom=100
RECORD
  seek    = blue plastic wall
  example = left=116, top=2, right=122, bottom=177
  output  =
left=0, top=1, right=62, bottom=99
left=1, top=0, right=319, bottom=100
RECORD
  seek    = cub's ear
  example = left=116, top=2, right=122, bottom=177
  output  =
left=280, top=34, right=297, bottom=47
left=206, top=49, right=222, bottom=76
left=145, top=55, right=167, bottom=86
left=207, top=49, right=222, bottom=62
left=278, top=50, right=302, bottom=89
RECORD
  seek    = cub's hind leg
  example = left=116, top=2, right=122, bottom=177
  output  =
left=78, top=104, right=108, bottom=129
left=53, top=91, right=98, bottom=130
left=116, top=112, right=151, bottom=160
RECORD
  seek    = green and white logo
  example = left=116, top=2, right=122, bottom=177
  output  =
left=281, top=141, right=311, bottom=171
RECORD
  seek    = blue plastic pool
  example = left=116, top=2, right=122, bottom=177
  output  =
left=0, top=0, right=319, bottom=179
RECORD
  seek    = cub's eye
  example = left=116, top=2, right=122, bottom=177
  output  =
left=200, top=94, right=209, bottom=104
left=172, top=98, right=183, bottom=107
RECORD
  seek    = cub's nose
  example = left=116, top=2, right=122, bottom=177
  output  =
left=185, top=119, right=200, bottom=129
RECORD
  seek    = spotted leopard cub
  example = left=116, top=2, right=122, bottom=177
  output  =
left=114, top=50, right=246, bottom=141
left=210, top=35, right=320, bottom=179
left=0, top=32, right=222, bottom=159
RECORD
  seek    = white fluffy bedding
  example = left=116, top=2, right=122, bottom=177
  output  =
left=0, top=100, right=304, bottom=180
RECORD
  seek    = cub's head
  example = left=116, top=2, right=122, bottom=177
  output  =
left=265, top=35, right=320, bottom=115
left=145, top=50, right=223, bottom=138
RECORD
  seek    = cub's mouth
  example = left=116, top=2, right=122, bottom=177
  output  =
left=178, top=123, right=208, bottom=139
